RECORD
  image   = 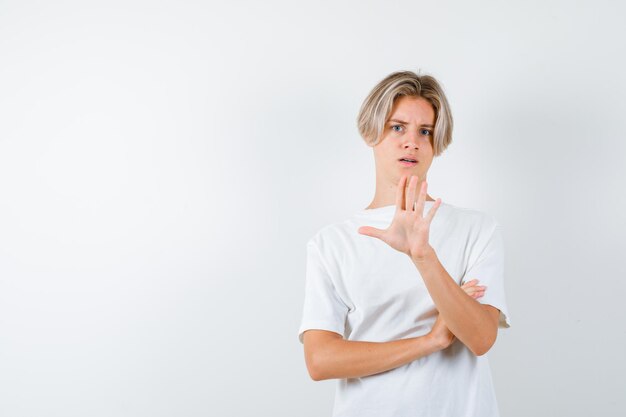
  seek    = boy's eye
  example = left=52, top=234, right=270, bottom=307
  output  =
left=391, top=125, right=432, bottom=135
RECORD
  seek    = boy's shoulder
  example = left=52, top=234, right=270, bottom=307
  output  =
left=441, top=201, right=500, bottom=228
left=306, top=218, right=355, bottom=249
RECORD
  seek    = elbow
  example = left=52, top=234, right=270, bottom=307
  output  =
left=470, top=333, right=497, bottom=357
left=306, top=352, right=329, bottom=381
left=307, top=362, right=328, bottom=382
left=303, top=330, right=343, bottom=381
left=308, top=368, right=325, bottom=381
left=471, top=344, right=490, bottom=357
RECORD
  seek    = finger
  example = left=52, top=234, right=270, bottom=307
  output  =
left=466, top=288, right=484, bottom=297
left=357, top=226, right=385, bottom=240
left=414, top=180, right=427, bottom=217
left=463, top=285, right=487, bottom=296
left=463, top=284, right=487, bottom=292
left=424, top=197, right=442, bottom=223
left=461, top=285, right=479, bottom=294
left=396, top=175, right=408, bottom=210
left=462, top=279, right=479, bottom=287
left=405, top=175, right=418, bottom=212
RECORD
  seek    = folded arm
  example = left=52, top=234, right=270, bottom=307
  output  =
left=412, top=248, right=500, bottom=356
left=302, top=329, right=443, bottom=381
left=301, top=279, right=492, bottom=381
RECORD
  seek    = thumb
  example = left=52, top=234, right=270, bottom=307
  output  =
left=358, top=226, right=385, bottom=239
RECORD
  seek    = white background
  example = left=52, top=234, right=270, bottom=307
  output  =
left=1, top=1, right=625, bottom=416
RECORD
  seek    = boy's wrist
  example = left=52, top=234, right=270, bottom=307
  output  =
left=419, top=332, right=444, bottom=355
left=410, top=245, right=437, bottom=265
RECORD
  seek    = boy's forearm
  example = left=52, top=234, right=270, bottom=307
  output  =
left=411, top=248, right=496, bottom=355
left=311, top=333, right=442, bottom=381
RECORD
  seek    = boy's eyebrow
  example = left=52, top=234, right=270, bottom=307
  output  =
left=388, top=118, right=434, bottom=128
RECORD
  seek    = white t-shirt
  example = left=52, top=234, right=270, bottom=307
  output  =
left=298, top=201, right=511, bottom=417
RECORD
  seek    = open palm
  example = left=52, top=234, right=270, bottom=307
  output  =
left=358, top=175, right=442, bottom=260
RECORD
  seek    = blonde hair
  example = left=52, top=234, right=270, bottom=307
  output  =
left=356, top=70, right=453, bottom=156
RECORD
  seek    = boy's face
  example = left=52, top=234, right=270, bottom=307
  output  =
left=372, top=95, right=436, bottom=185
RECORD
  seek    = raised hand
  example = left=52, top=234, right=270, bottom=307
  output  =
left=358, top=175, right=442, bottom=260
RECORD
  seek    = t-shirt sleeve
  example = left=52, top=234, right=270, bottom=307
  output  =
left=461, top=222, right=512, bottom=328
left=297, top=239, right=350, bottom=344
